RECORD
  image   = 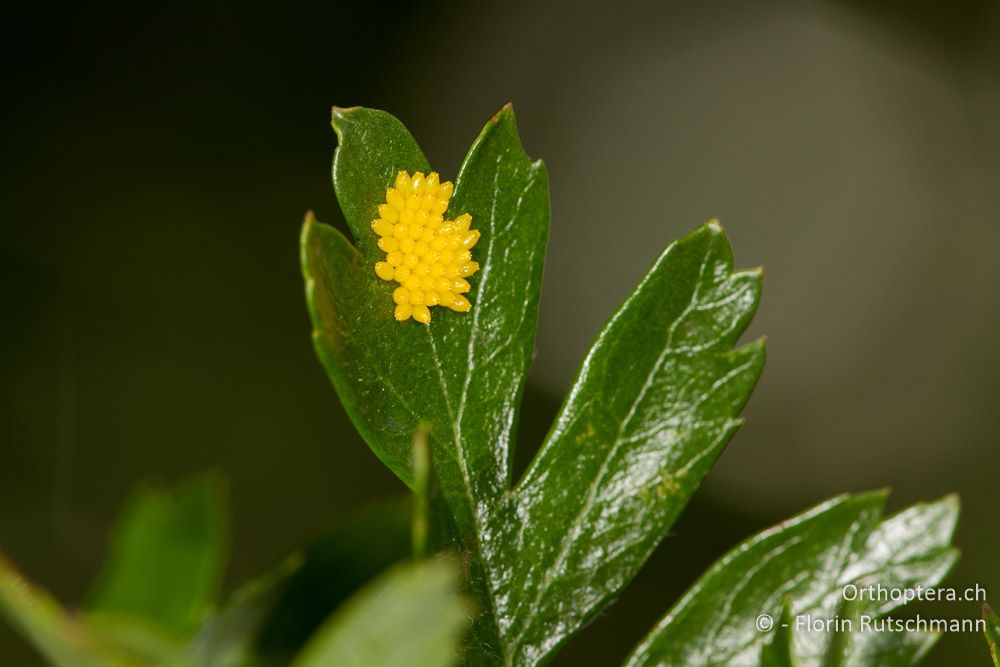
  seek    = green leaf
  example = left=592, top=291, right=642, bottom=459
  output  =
left=985, top=604, right=1000, bottom=666
left=305, top=106, right=548, bottom=527
left=757, top=595, right=936, bottom=667
left=848, top=631, right=938, bottom=666
left=499, top=221, right=764, bottom=664
left=290, top=558, right=471, bottom=667
left=760, top=601, right=799, bottom=667
left=0, top=554, right=148, bottom=667
left=304, top=105, right=548, bottom=661
left=87, top=473, right=230, bottom=640
left=820, top=596, right=861, bottom=667
left=624, top=493, right=958, bottom=667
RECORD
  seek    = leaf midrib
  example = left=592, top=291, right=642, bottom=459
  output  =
left=425, top=148, right=542, bottom=666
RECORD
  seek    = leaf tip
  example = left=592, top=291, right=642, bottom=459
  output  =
left=868, top=486, right=892, bottom=504
left=492, top=102, right=515, bottom=124
left=941, top=491, right=961, bottom=513
left=330, top=105, right=362, bottom=135
left=302, top=209, right=318, bottom=237
left=755, top=335, right=768, bottom=357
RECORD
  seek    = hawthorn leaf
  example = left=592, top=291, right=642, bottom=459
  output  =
left=624, top=493, right=958, bottom=667
left=303, top=105, right=548, bottom=537
left=760, top=601, right=799, bottom=667
left=499, top=222, right=764, bottom=664
left=304, top=106, right=548, bottom=662
left=843, top=630, right=938, bottom=666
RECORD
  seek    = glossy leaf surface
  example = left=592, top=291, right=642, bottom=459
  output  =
left=624, top=493, right=958, bottom=667
left=304, top=106, right=548, bottom=543
left=304, top=106, right=769, bottom=665
left=760, top=602, right=798, bottom=667
left=500, top=222, right=764, bottom=664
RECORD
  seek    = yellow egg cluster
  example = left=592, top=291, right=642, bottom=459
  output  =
left=372, top=170, right=480, bottom=323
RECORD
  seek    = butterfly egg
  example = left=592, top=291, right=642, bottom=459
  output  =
left=372, top=219, right=395, bottom=237
left=386, top=188, right=405, bottom=210
left=425, top=172, right=439, bottom=194
left=373, top=170, right=480, bottom=323
left=412, top=304, right=431, bottom=324
left=460, top=230, right=480, bottom=249
left=411, top=172, right=425, bottom=195
left=448, top=294, right=471, bottom=312
left=378, top=204, right=398, bottom=223
left=438, top=181, right=453, bottom=201
left=395, top=303, right=413, bottom=321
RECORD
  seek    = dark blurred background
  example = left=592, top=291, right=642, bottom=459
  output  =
left=2, top=1, right=998, bottom=664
